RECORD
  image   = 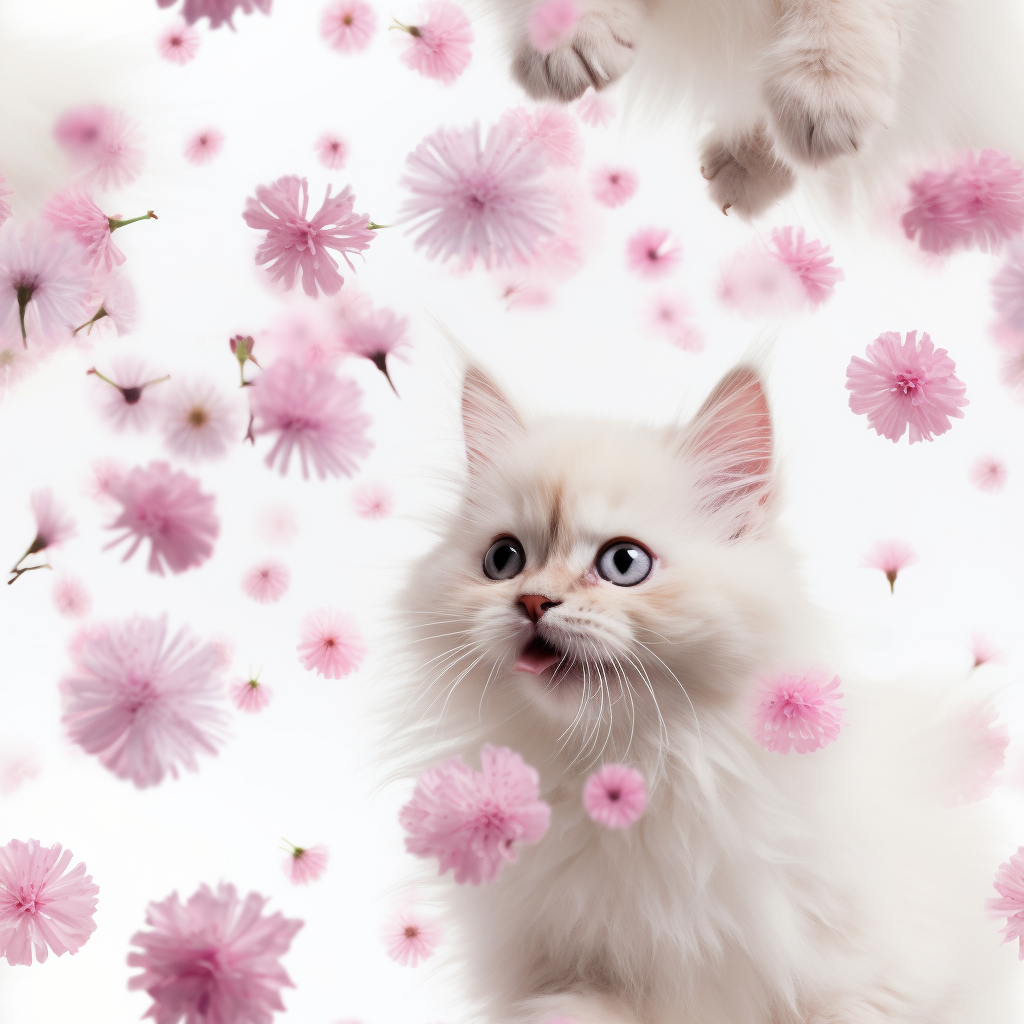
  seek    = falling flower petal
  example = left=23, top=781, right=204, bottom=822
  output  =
left=750, top=670, right=844, bottom=754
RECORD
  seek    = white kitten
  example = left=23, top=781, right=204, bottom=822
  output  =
left=387, top=364, right=1019, bottom=1024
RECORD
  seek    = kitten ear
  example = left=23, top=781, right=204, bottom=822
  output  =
left=461, top=367, right=525, bottom=473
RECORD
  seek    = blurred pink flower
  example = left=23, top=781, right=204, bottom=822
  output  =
left=992, top=320, right=1024, bottom=395
left=0, top=839, right=98, bottom=966
left=104, top=462, right=219, bottom=575
left=184, top=128, right=225, bottom=165
left=159, top=379, right=240, bottom=461
left=527, top=0, right=581, bottom=51
left=316, top=133, right=349, bottom=170
left=321, top=0, right=377, bottom=51
left=284, top=843, right=328, bottom=884
left=766, top=226, right=843, bottom=308
left=583, top=764, right=647, bottom=828
left=258, top=502, right=299, bottom=545
left=382, top=905, right=442, bottom=966
left=993, top=240, right=1024, bottom=332
left=863, top=539, right=917, bottom=593
left=29, top=487, right=76, bottom=552
left=647, top=293, right=704, bottom=352
left=158, top=18, right=201, bottom=63
left=158, top=0, right=272, bottom=29
left=592, top=166, right=637, bottom=208
left=0, top=175, right=13, bottom=227
left=750, top=670, right=845, bottom=754
left=395, top=1, right=473, bottom=84
left=401, top=121, right=559, bottom=269
left=400, top=745, right=550, bottom=885
left=244, top=176, right=374, bottom=298
left=78, top=272, right=138, bottom=337
left=231, top=676, right=271, bottom=713
left=502, top=105, right=582, bottom=169
left=846, top=330, right=968, bottom=444
left=249, top=360, right=373, bottom=479
left=717, top=244, right=804, bottom=317
left=89, top=358, right=169, bottom=432
left=297, top=608, right=366, bottom=679
left=992, top=848, right=1024, bottom=958
left=0, top=337, right=43, bottom=395
left=0, top=748, right=41, bottom=795
left=129, top=883, right=302, bottom=1021
left=353, top=480, right=395, bottom=518
left=970, top=456, right=1007, bottom=492
left=61, top=615, right=227, bottom=787
left=242, top=561, right=291, bottom=603
left=45, top=189, right=125, bottom=272
left=87, top=458, right=126, bottom=502
left=339, top=305, right=409, bottom=392
left=970, top=632, right=1004, bottom=670
left=956, top=703, right=1009, bottom=803
left=626, top=227, right=681, bottom=279
left=258, top=308, right=339, bottom=369
left=52, top=575, right=92, bottom=618
left=574, top=88, right=615, bottom=127
left=53, top=104, right=144, bottom=191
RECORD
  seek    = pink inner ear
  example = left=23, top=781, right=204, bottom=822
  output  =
left=461, top=368, right=524, bottom=472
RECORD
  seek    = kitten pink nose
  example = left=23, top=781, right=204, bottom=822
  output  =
left=518, top=594, right=561, bottom=623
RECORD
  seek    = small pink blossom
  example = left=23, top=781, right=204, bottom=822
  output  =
left=647, top=293, right=704, bottom=352
left=582, top=764, right=647, bottom=828
left=78, top=272, right=138, bottom=337
left=29, top=487, right=76, bottom=552
left=157, top=0, right=272, bottom=29
left=0, top=337, right=43, bottom=395
left=158, top=18, right=201, bottom=63
left=766, top=226, right=843, bottom=307
left=283, top=843, right=328, bottom=884
left=339, top=305, right=409, bottom=391
left=0, top=748, right=41, bottom=795
left=592, top=166, right=637, bottom=208
left=991, top=849, right=1024, bottom=958
left=751, top=670, right=844, bottom=754
left=970, top=632, right=1004, bottom=670
left=104, top=462, right=219, bottom=575
left=89, top=358, right=169, bottom=432
left=502, top=106, right=582, bottom=169
left=527, top=0, right=581, bottom=52
left=159, top=378, right=241, bottom=461
left=396, top=1, right=473, bottom=84
left=382, top=905, right=442, bottom=966
left=231, top=676, right=271, bottom=713
left=846, top=330, right=968, bottom=444
left=321, top=0, right=377, bottom=51
left=353, top=480, right=395, bottom=518
left=53, top=105, right=144, bottom=191
left=863, top=539, right=917, bottom=593
left=626, top=227, right=681, bottom=279
left=44, top=189, right=152, bottom=272
left=316, top=133, right=349, bottom=170
left=970, top=456, right=1007, bottom=492
left=297, top=608, right=366, bottom=679
left=574, top=88, right=616, bottom=127
left=400, top=745, right=551, bottom=885
left=184, top=128, right=225, bottom=165
left=717, top=244, right=805, bottom=317
left=242, top=561, right=291, bottom=603
left=0, top=175, right=13, bottom=227
left=0, top=839, right=98, bottom=966
left=52, top=575, right=92, bottom=618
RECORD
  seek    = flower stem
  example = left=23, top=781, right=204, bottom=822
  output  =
left=8, top=563, right=51, bottom=585
left=389, top=19, right=420, bottom=34
left=16, top=284, right=32, bottom=346
left=367, top=221, right=389, bottom=230
left=108, top=210, right=158, bottom=232
left=73, top=306, right=108, bottom=336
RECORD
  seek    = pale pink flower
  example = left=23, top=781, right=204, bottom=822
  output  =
left=382, top=905, right=441, bottom=966
left=249, top=360, right=373, bottom=479
left=647, top=293, right=704, bottom=352
left=89, top=357, right=169, bottom=432
left=104, top=462, right=219, bottom=575
left=0, top=839, right=98, bottom=966
left=970, top=632, right=1004, bottom=670
left=45, top=189, right=126, bottom=272
left=353, top=480, right=395, bottom=518
left=231, top=676, right=271, bottom=713
left=242, top=561, right=291, bottom=603
left=583, top=764, right=647, bottom=828
left=574, top=88, right=615, bottom=127
left=396, top=1, right=473, bottom=84
left=902, top=150, right=1024, bottom=255
left=61, top=615, right=226, bottom=787
left=339, top=305, right=409, bottom=392
left=184, top=128, right=225, bottom=165
left=993, top=240, right=1024, bottom=332
left=28, top=487, right=76, bottom=552
left=316, top=133, right=349, bottom=170
left=402, top=120, right=559, bottom=269
left=954, top=703, right=1009, bottom=804
left=87, top=458, right=126, bottom=501
left=0, top=336, right=43, bottom=396
left=209, top=635, right=235, bottom=672
left=159, top=378, right=240, bottom=461
left=502, top=105, right=582, bottom=169
left=970, top=456, right=1007, bottom=492
left=52, top=575, right=92, bottom=618
left=0, top=175, right=13, bottom=227
left=258, top=503, right=299, bottom=545
left=717, top=244, right=804, bottom=317
left=846, top=331, right=968, bottom=444
left=53, top=105, right=144, bottom=191
left=991, top=848, right=1024, bottom=958
left=992, top=319, right=1024, bottom=394
left=400, top=745, right=551, bottom=885
left=244, top=176, right=374, bottom=298
left=766, top=226, right=843, bottom=307
left=592, top=166, right=637, bottom=208
left=283, top=843, right=328, bottom=884
left=321, top=0, right=377, bottom=51
left=863, top=539, right=917, bottom=593
left=626, top=227, right=681, bottom=279
left=0, top=748, right=41, bottom=795
left=527, top=0, right=581, bottom=51
left=751, top=670, right=844, bottom=754
left=77, top=272, right=138, bottom=337
left=128, top=883, right=302, bottom=1021
left=258, top=308, right=339, bottom=369
left=297, top=608, right=366, bottom=679
left=158, top=18, right=201, bottom=63
left=157, top=0, right=272, bottom=29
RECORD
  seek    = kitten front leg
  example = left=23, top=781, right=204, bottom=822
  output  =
left=511, top=991, right=639, bottom=1024
left=699, top=123, right=796, bottom=217
left=762, top=0, right=900, bottom=166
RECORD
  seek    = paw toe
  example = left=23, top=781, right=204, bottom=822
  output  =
left=699, top=127, right=796, bottom=219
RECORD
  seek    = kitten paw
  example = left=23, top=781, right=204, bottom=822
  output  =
left=699, top=126, right=796, bottom=218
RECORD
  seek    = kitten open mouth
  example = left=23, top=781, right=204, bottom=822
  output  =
left=515, top=635, right=564, bottom=676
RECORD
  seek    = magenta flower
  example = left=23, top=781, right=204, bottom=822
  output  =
left=244, top=176, right=374, bottom=298
left=574, top=88, right=616, bottom=128
left=321, top=0, right=377, bottom=51
left=340, top=305, right=408, bottom=392
left=626, top=227, right=681, bottom=279
left=592, top=166, right=637, bottom=208
left=527, top=0, right=581, bottom=51
left=128, top=882, right=302, bottom=1022
left=0, top=175, right=13, bottom=227
left=902, top=150, right=1024, bottom=255
left=316, top=133, right=349, bottom=170
left=0, top=839, right=99, bottom=966
left=583, top=764, right=647, bottom=829
left=283, top=843, right=328, bottom=884
left=242, top=561, right=291, bottom=603
left=53, top=105, right=144, bottom=191
left=52, top=575, right=92, bottom=618
left=766, top=226, right=843, bottom=307
left=231, top=675, right=272, bottom=713
left=157, top=0, right=272, bottom=29
left=751, top=670, right=844, bottom=754
left=104, top=462, right=219, bottom=575
left=158, top=18, right=201, bottom=63
left=401, top=120, right=559, bottom=269
left=395, top=1, right=473, bottom=84
left=863, top=539, right=917, bottom=593
left=647, top=293, right=704, bottom=352
left=502, top=105, right=582, bottom=169
left=184, top=128, right=225, bottom=165
left=159, top=378, right=240, bottom=461
left=970, top=456, right=1007, bottom=492
left=44, top=189, right=156, bottom=273
left=249, top=360, right=373, bottom=479
left=61, top=615, right=227, bottom=788
left=991, top=848, right=1024, bottom=958
left=400, top=745, right=551, bottom=885
left=382, top=905, right=442, bottom=966
left=89, top=358, right=169, bottom=432
left=297, top=608, right=366, bottom=679
left=846, top=331, right=968, bottom=444
left=353, top=480, right=395, bottom=519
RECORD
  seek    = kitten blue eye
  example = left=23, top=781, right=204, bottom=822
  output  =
left=483, top=537, right=525, bottom=580
left=596, top=541, right=652, bottom=587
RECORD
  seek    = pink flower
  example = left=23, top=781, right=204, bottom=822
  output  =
left=970, top=632, right=1004, bottom=670
left=258, top=503, right=299, bottom=545
left=158, top=0, right=272, bottom=29
left=382, top=905, right=441, bottom=966
left=970, top=456, right=1007, bottom=492
left=846, top=331, right=968, bottom=444
left=249, top=360, right=373, bottom=479
left=0, top=175, right=13, bottom=227
left=244, top=176, right=374, bottom=298
left=527, top=0, right=581, bottom=52
left=502, top=106, right=582, bottom=169
left=954, top=703, right=1009, bottom=804
left=400, top=745, right=551, bottom=885
left=902, top=150, right=1024, bottom=255
left=401, top=121, right=559, bottom=269
left=766, top=226, right=843, bottom=307
left=574, top=88, right=615, bottom=127
left=128, top=882, right=302, bottom=1022
left=751, top=670, right=844, bottom=754
left=0, top=749, right=40, bottom=795
left=104, top=462, right=219, bottom=575
left=0, top=839, right=98, bottom=966
left=258, top=308, right=338, bottom=369
left=592, top=166, right=637, bottom=208
left=158, top=18, right=201, bottom=63
left=353, top=480, right=395, bottom=518
left=297, top=608, right=366, bottom=679
left=53, top=105, right=144, bottom=191
left=993, top=319, right=1024, bottom=394
left=717, top=244, right=804, bottom=317
left=89, top=358, right=169, bottom=431
left=28, top=487, right=76, bottom=552
left=991, top=848, right=1024, bottom=958
left=61, top=615, right=227, bottom=787
left=231, top=675, right=271, bottom=712
left=993, top=240, right=1024, bottom=334
left=863, top=539, right=917, bottom=593
left=647, top=293, right=704, bottom=352
left=45, top=190, right=125, bottom=272
left=316, top=133, right=349, bottom=170
left=626, top=227, right=681, bottom=279
left=184, top=128, right=225, bottom=165
left=0, top=336, right=43, bottom=395
left=242, top=561, right=291, bottom=603
left=283, top=843, right=328, bottom=884
left=582, top=764, right=647, bottom=828
left=395, top=1, right=473, bottom=84
left=159, top=378, right=241, bottom=461
left=78, top=272, right=138, bottom=337
left=52, top=575, right=92, bottom=618
left=321, top=0, right=377, bottom=51
left=340, top=305, right=408, bottom=391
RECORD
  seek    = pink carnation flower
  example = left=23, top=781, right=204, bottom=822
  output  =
left=185, top=128, right=225, bottom=165
left=244, top=176, right=374, bottom=298
left=231, top=675, right=271, bottom=713
left=157, top=0, right=272, bottom=29
left=0, top=839, right=99, bottom=966
left=61, top=615, right=227, bottom=787
left=766, top=226, right=843, bottom=307
left=647, top=293, right=704, bottom=352
left=28, top=486, right=77, bottom=553
left=77, top=272, right=138, bottom=337
left=297, top=608, right=366, bottom=679
left=592, top=166, right=637, bottom=208
left=574, top=88, right=616, bottom=127
left=159, top=378, right=240, bottom=461
left=242, top=561, right=291, bottom=603
left=53, top=104, right=144, bottom=191
left=863, top=539, right=917, bottom=593
left=44, top=189, right=123, bottom=272
left=128, top=883, right=302, bottom=1022
left=400, top=745, right=551, bottom=885
left=340, top=305, right=409, bottom=392
left=249, top=360, right=373, bottom=479
left=158, top=18, right=201, bottom=63
left=502, top=105, right=583, bottom=169
left=353, top=480, right=395, bottom=518
left=527, top=0, right=581, bottom=52
left=751, top=670, right=845, bottom=754
left=52, top=575, right=92, bottom=618
left=401, top=120, right=559, bottom=269
left=321, top=0, right=377, bottom=52
left=902, top=150, right=1024, bottom=255
left=316, top=133, right=349, bottom=170
left=104, top=462, right=219, bottom=575
left=283, top=843, right=328, bottom=884
left=846, top=330, right=968, bottom=444
left=382, top=905, right=442, bottom=966
left=395, top=1, right=473, bottom=84
left=626, top=227, right=681, bottom=279
left=991, top=848, right=1024, bottom=958
left=583, top=764, right=647, bottom=828
left=0, top=175, right=13, bottom=227
left=970, top=456, right=1007, bottom=492
left=717, top=244, right=805, bottom=317
left=89, top=358, right=169, bottom=432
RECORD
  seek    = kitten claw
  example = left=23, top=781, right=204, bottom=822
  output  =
left=699, top=125, right=795, bottom=219
left=722, top=203, right=731, bottom=215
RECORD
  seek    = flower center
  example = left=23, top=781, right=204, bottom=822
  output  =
left=607, top=788, right=621, bottom=801
left=343, top=13, right=353, bottom=23
left=404, top=925, right=419, bottom=938
left=121, top=386, right=144, bottom=404
left=188, top=406, right=209, bottom=427
left=892, top=373, right=919, bottom=396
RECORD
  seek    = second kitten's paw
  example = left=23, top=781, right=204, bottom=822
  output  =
left=700, top=126, right=795, bottom=218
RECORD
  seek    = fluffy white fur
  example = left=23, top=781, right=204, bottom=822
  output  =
left=386, top=364, right=1019, bottom=1024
